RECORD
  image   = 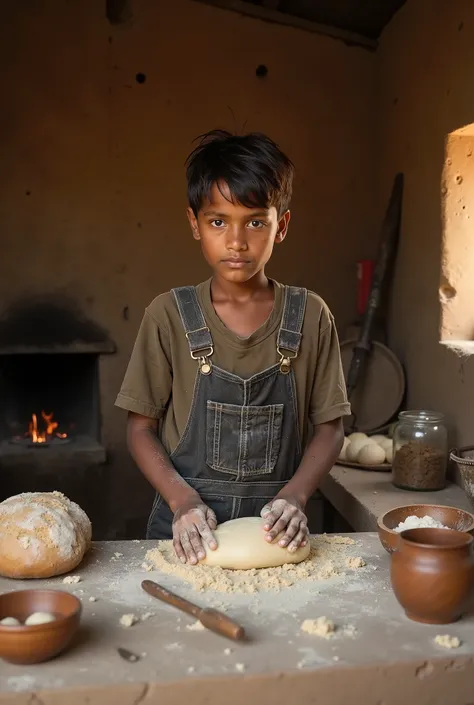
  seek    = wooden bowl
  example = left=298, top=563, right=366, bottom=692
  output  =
left=377, top=504, right=474, bottom=553
left=0, top=589, right=82, bottom=664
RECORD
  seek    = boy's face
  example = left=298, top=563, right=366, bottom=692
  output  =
left=187, top=182, right=290, bottom=283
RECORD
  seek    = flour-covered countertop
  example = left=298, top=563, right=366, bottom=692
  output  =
left=1, top=536, right=473, bottom=705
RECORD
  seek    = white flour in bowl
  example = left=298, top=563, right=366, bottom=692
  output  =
left=394, top=515, right=450, bottom=532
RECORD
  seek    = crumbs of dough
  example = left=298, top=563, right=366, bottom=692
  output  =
left=120, top=614, right=138, bottom=627
left=301, top=617, right=335, bottom=638
left=186, top=620, right=205, bottom=631
left=434, top=635, right=461, bottom=649
left=235, top=663, right=246, bottom=672
left=144, top=535, right=358, bottom=595
left=346, top=556, right=366, bottom=569
left=63, top=575, right=81, bottom=584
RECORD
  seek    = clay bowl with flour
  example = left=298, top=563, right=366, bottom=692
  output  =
left=0, top=589, right=82, bottom=664
left=377, top=504, right=474, bottom=553
left=390, top=527, right=474, bottom=624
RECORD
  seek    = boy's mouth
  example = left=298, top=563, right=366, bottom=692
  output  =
left=222, top=258, right=251, bottom=268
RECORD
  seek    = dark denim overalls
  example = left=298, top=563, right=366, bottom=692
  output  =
left=146, top=284, right=308, bottom=539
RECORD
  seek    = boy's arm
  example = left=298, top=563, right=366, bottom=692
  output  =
left=262, top=299, right=350, bottom=551
left=261, top=418, right=344, bottom=550
left=127, top=412, right=217, bottom=563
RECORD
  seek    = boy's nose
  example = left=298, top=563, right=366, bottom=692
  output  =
left=226, top=227, right=248, bottom=251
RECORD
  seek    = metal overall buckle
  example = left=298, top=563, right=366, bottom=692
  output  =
left=186, top=329, right=214, bottom=375
left=277, top=346, right=297, bottom=375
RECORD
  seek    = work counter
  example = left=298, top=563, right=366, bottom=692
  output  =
left=1, top=536, right=473, bottom=705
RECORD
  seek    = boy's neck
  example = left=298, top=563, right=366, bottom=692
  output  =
left=210, top=271, right=272, bottom=302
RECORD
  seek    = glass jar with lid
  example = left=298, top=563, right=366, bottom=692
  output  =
left=392, top=410, right=448, bottom=491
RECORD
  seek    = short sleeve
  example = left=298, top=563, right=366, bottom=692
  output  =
left=309, top=309, right=351, bottom=426
left=115, top=310, right=172, bottom=419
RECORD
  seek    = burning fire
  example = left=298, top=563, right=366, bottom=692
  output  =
left=28, top=411, right=67, bottom=444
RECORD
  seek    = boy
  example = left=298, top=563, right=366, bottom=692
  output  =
left=115, top=129, right=350, bottom=565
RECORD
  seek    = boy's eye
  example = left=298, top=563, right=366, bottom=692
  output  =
left=248, top=220, right=265, bottom=229
left=211, top=219, right=225, bottom=227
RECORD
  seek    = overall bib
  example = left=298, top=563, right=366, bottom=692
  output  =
left=146, top=285, right=308, bottom=539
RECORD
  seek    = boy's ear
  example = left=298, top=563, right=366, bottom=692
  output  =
left=187, top=207, right=201, bottom=240
left=275, top=210, right=291, bottom=244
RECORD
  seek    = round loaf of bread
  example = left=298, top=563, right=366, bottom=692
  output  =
left=0, top=491, right=92, bottom=579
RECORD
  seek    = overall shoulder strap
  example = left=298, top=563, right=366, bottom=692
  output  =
left=172, top=286, right=213, bottom=356
left=277, top=286, right=308, bottom=357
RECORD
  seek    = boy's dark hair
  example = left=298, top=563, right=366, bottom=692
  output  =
left=186, top=130, right=294, bottom=217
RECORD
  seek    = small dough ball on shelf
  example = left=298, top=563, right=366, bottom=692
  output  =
left=357, top=443, right=386, bottom=466
left=369, top=434, right=388, bottom=445
left=385, top=444, right=393, bottom=463
left=25, top=611, right=56, bottom=626
left=0, top=617, right=21, bottom=626
left=347, top=432, right=368, bottom=443
left=379, top=437, right=392, bottom=451
left=339, top=437, right=350, bottom=461
left=346, top=438, right=374, bottom=462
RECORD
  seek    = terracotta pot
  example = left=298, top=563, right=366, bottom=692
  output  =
left=0, top=589, right=81, bottom=664
left=390, top=527, right=474, bottom=624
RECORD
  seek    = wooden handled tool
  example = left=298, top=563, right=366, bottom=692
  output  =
left=141, top=580, right=246, bottom=641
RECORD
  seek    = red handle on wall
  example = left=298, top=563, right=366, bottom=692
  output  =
left=356, top=260, right=374, bottom=316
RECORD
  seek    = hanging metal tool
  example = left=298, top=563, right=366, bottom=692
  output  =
left=346, top=173, right=404, bottom=431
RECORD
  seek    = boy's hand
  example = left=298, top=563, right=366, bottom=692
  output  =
left=260, top=498, right=309, bottom=553
left=172, top=497, right=218, bottom=565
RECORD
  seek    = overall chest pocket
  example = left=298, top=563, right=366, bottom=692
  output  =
left=206, top=400, right=284, bottom=478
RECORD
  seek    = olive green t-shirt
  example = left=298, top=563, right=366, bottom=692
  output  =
left=115, top=279, right=351, bottom=452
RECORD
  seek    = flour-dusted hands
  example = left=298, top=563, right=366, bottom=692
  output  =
left=172, top=497, right=218, bottom=565
left=260, top=497, right=309, bottom=552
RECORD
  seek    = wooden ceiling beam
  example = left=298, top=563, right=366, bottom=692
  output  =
left=193, top=0, right=378, bottom=50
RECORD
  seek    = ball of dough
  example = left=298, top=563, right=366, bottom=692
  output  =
left=347, top=432, right=368, bottom=443
left=379, top=437, right=392, bottom=451
left=357, top=443, right=386, bottom=465
left=369, top=434, right=388, bottom=445
left=24, top=611, right=56, bottom=626
left=0, top=491, right=92, bottom=579
left=0, top=617, right=21, bottom=626
left=338, top=437, right=350, bottom=461
left=346, top=438, right=375, bottom=462
left=199, top=517, right=310, bottom=570
left=385, top=444, right=393, bottom=463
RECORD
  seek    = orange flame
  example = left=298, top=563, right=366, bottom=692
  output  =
left=27, top=411, right=67, bottom=443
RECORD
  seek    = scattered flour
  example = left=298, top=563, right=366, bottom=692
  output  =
left=144, top=534, right=359, bottom=594
left=114, top=552, right=124, bottom=558
left=434, top=634, right=461, bottom=649
left=140, top=612, right=154, bottom=621
left=63, top=575, right=81, bottom=584
left=88, top=596, right=97, bottom=602
left=346, top=557, right=366, bottom=569
left=119, top=614, right=138, bottom=628
left=142, top=562, right=153, bottom=572
left=394, top=516, right=449, bottom=532
left=186, top=620, right=205, bottom=632
left=301, top=617, right=335, bottom=638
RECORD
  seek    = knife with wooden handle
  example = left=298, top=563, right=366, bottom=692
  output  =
left=141, top=579, right=246, bottom=641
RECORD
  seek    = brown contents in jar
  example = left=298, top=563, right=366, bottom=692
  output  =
left=393, top=441, right=446, bottom=490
